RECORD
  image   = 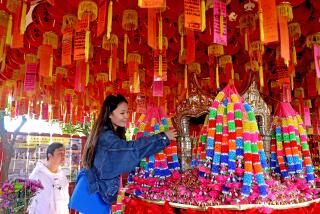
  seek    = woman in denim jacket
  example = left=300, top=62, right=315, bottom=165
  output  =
left=69, top=94, right=177, bottom=214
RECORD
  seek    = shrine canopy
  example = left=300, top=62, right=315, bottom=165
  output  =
left=0, top=0, right=320, bottom=126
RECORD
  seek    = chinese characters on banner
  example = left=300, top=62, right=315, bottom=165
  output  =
left=261, top=0, right=278, bottom=43
left=314, top=45, right=320, bottom=78
left=184, top=0, right=201, bottom=31
left=213, top=0, right=227, bottom=45
left=139, top=0, right=166, bottom=8
left=24, top=64, right=37, bottom=92
left=153, top=81, right=163, bottom=96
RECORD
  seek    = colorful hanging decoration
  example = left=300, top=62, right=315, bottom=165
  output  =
left=61, top=14, right=77, bottom=66
left=212, top=0, right=227, bottom=46
left=260, top=0, right=278, bottom=43
left=127, top=53, right=141, bottom=93
left=122, top=9, right=138, bottom=64
left=306, top=32, right=320, bottom=78
left=239, top=12, right=256, bottom=51
left=38, top=32, right=58, bottom=77
left=184, top=0, right=201, bottom=31
left=270, top=102, right=314, bottom=183
left=218, top=55, right=234, bottom=84
left=249, top=41, right=264, bottom=87
left=277, top=2, right=293, bottom=63
left=154, top=36, right=168, bottom=81
left=102, top=33, right=118, bottom=81
left=288, top=22, right=301, bottom=66
left=208, top=44, right=224, bottom=89
left=24, top=54, right=38, bottom=93
left=0, top=10, right=10, bottom=71
left=178, top=14, right=185, bottom=58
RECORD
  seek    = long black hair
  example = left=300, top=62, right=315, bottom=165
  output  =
left=82, top=94, right=128, bottom=169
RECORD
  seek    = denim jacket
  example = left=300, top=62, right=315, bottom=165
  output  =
left=84, top=128, right=170, bottom=205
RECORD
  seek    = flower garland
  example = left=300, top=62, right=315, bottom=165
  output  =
left=129, top=106, right=180, bottom=185
left=199, top=84, right=267, bottom=198
left=270, top=102, right=314, bottom=183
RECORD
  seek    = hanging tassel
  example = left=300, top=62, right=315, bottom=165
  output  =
left=0, top=38, right=4, bottom=59
left=216, top=63, right=220, bottom=89
left=124, top=33, right=128, bottom=64
left=184, top=64, right=188, bottom=98
left=220, top=11, right=223, bottom=37
left=85, top=31, right=90, bottom=62
left=231, top=64, right=234, bottom=82
left=184, top=64, right=188, bottom=89
left=284, top=59, right=289, bottom=67
left=180, top=35, right=184, bottom=56
left=245, top=31, right=248, bottom=51
left=107, top=0, right=113, bottom=39
left=0, top=52, right=5, bottom=72
left=86, top=62, right=90, bottom=86
left=258, top=0, right=264, bottom=42
left=291, top=73, right=294, bottom=90
left=158, top=15, right=163, bottom=50
left=6, top=15, right=12, bottom=45
left=158, top=15, right=163, bottom=77
left=292, top=43, right=297, bottom=65
left=49, top=54, right=53, bottom=77
left=20, top=1, right=27, bottom=35
left=109, top=56, right=112, bottom=81
left=259, top=64, right=264, bottom=88
left=159, top=55, right=162, bottom=77
left=138, top=0, right=142, bottom=7
left=201, top=0, right=206, bottom=32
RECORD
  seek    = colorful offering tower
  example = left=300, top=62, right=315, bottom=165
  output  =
left=270, top=102, right=314, bottom=182
left=199, top=84, right=268, bottom=198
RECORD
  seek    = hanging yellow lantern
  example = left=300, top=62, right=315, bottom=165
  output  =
left=127, top=53, right=141, bottom=93
left=43, top=32, right=59, bottom=49
left=25, top=54, right=38, bottom=64
left=61, top=15, right=77, bottom=66
left=6, top=0, right=20, bottom=13
left=127, top=53, right=141, bottom=64
left=0, top=9, right=12, bottom=46
left=208, top=44, right=224, bottom=89
left=288, top=23, right=301, bottom=40
left=188, top=62, right=201, bottom=74
left=122, top=10, right=138, bottom=64
left=62, top=14, right=77, bottom=33
left=77, top=0, right=98, bottom=21
left=249, top=40, right=265, bottom=87
left=245, top=60, right=259, bottom=72
left=218, top=55, right=232, bottom=68
left=96, top=73, right=109, bottom=82
left=178, top=14, right=185, bottom=57
left=277, top=2, right=293, bottom=22
left=208, top=44, right=224, bottom=57
left=102, top=33, right=118, bottom=50
left=249, top=40, right=264, bottom=64
left=0, top=10, right=9, bottom=67
left=306, top=32, right=320, bottom=48
left=77, top=0, right=98, bottom=63
left=102, top=33, right=118, bottom=81
left=219, top=55, right=235, bottom=85
left=288, top=22, right=301, bottom=66
left=155, top=36, right=167, bottom=77
left=239, top=13, right=256, bottom=51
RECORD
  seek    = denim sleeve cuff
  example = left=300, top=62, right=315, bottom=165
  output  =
left=159, top=132, right=170, bottom=146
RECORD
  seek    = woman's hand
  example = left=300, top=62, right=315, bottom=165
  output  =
left=164, top=129, right=178, bottom=141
